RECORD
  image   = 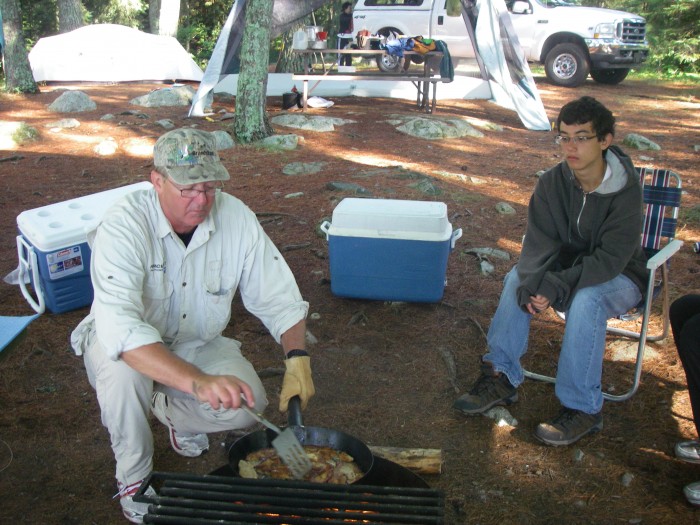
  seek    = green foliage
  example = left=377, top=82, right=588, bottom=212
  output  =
left=19, top=0, right=56, bottom=47
left=680, top=205, right=700, bottom=229
left=646, top=36, right=700, bottom=75
left=641, top=0, right=700, bottom=74
left=628, top=69, right=699, bottom=84
left=177, top=0, right=233, bottom=66
left=16, top=0, right=149, bottom=45
left=82, top=0, right=148, bottom=27
left=4, top=82, right=40, bottom=94
left=577, top=1, right=700, bottom=75
left=177, top=22, right=221, bottom=68
left=12, top=123, right=39, bottom=143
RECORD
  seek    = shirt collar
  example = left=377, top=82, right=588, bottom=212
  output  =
left=150, top=188, right=218, bottom=243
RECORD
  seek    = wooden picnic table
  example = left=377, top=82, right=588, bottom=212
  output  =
left=292, top=48, right=448, bottom=113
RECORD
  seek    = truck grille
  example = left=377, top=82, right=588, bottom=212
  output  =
left=619, top=20, right=646, bottom=44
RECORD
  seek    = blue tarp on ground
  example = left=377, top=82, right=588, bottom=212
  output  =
left=0, top=314, right=39, bottom=354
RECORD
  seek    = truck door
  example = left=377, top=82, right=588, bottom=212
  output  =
left=506, top=0, right=538, bottom=58
left=432, top=1, right=474, bottom=58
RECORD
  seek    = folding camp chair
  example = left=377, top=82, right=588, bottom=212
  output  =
left=524, top=167, right=683, bottom=402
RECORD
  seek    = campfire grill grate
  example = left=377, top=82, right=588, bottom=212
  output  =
left=137, top=471, right=444, bottom=524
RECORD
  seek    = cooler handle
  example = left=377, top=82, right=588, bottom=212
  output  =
left=451, top=228, right=463, bottom=250
left=320, top=220, right=331, bottom=240
left=16, top=235, right=46, bottom=314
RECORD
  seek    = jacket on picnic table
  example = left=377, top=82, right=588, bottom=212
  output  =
left=516, top=145, right=649, bottom=312
left=434, top=40, right=454, bottom=82
left=381, top=37, right=413, bottom=58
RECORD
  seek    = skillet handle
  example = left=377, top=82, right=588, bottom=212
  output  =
left=287, top=396, right=304, bottom=427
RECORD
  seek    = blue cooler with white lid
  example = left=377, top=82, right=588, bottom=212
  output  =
left=15, top=182, right=152, bottom=314
left=320, top=198, right=462, bottom=303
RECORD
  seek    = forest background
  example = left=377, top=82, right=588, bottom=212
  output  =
left=2, top=0, right=700, bottom=84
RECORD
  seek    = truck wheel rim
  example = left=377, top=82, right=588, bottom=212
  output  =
left=553, top=54, right=577, bottom=80
left=381, top=55, right=400, bottom=69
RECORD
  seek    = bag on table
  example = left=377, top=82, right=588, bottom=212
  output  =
left=411, top=36, right=436, bottom=54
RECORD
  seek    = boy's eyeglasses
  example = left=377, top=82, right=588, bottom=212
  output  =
left=554, top=135, right=598, bottom=145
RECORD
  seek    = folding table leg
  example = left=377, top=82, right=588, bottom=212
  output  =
left=302, top=80, right=309, bottom=111
left=430, top=81, right=438, bottom=114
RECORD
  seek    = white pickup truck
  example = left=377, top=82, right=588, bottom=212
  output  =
left=351, top=0, right=649, bottom=87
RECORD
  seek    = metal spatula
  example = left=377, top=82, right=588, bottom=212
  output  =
left=241, top=404, right=312, bottom=479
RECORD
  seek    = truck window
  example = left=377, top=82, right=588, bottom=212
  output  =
left=363, top=1, right=426, bottom=6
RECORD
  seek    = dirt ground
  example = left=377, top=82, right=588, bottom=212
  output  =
left=0, top=75, right=699, bottom=524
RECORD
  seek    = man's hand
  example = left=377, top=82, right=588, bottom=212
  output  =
left=191, top=374, right=255, bottom=411
left=279, top=356, right=315, bottom=412
left=121, top=343, right=255, bottom=410
left=526, top=294, right=550, bottom=315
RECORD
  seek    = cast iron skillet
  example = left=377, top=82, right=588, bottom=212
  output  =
left=228, top=396, right=374, bottom=483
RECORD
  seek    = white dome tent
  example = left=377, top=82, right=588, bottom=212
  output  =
left=29, top=24, right=203, bottom=83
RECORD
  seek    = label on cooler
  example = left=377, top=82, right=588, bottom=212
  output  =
left=46, top=245, right=85, bottom=280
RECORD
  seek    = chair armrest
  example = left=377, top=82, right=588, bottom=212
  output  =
left=646, top=239, right=683, bottom=271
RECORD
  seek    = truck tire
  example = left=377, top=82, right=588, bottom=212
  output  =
left=590, top=68, right=629, bottom=85
left=544, top=43, right=590, bottom=87
left=375, top=27, right=405, bottom=73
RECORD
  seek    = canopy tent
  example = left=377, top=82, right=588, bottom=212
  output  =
left=190, top=0, right=549, bottom=131
left=29, top=24, right=203, bottom=83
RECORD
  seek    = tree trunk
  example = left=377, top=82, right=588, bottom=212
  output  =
left=274, top=17, right=311, bottom=74
left=57, top=0, right=85, bottom=34
left=234, top=0, right=274, bottom=143
left=150, top=0, right=180, bottom=36
left=149, top=0, right=161, bottom=33
left=0, top=0, right=38, bottom=93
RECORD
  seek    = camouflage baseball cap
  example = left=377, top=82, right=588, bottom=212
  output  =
left=153, top=128, right=230, bottom=185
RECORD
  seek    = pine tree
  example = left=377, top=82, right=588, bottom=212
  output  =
left=57, top=0, right=85, bottom=34
left=233, top=0, right=274, bottom=143
left=1, top=0, right=39, bottom=93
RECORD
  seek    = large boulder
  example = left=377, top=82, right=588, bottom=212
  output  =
left=130, top=85, right=203, bottom=108
left=271, top=114, right=356, bottom=132
left=48, top=90, right=96, bottom=112
left=395, top=116, right=484, bottom=140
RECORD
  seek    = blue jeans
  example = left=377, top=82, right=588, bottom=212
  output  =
left=484, top=266, right=642, bottom=414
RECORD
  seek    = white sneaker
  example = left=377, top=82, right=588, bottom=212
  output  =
left=151, top=392, right=209, bottom=457
left=675, top=440, right=700, bottom=464
left=118, top=479, right=156, bottom=524
left=684, top=481, right=700, bottom=506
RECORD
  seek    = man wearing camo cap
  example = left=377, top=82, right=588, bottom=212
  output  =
left=71, top=128, right=314, bottom=523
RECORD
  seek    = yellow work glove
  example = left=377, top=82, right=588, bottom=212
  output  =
left=279, top=355, right=315, bottom=412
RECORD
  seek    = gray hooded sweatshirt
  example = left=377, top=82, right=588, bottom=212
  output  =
left=516, top=145, right=648, bottom=312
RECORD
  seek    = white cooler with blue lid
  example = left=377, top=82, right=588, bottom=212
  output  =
left=320, top=198, right=462, bottom=303
left=16, top=181, right=152, bottom=314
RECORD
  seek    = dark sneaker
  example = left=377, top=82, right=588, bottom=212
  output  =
left=675, top=440, right=700, bottom=464
left=453, top=363, right=518, bottom=415
left=535, top=407, right=603, bottom=446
